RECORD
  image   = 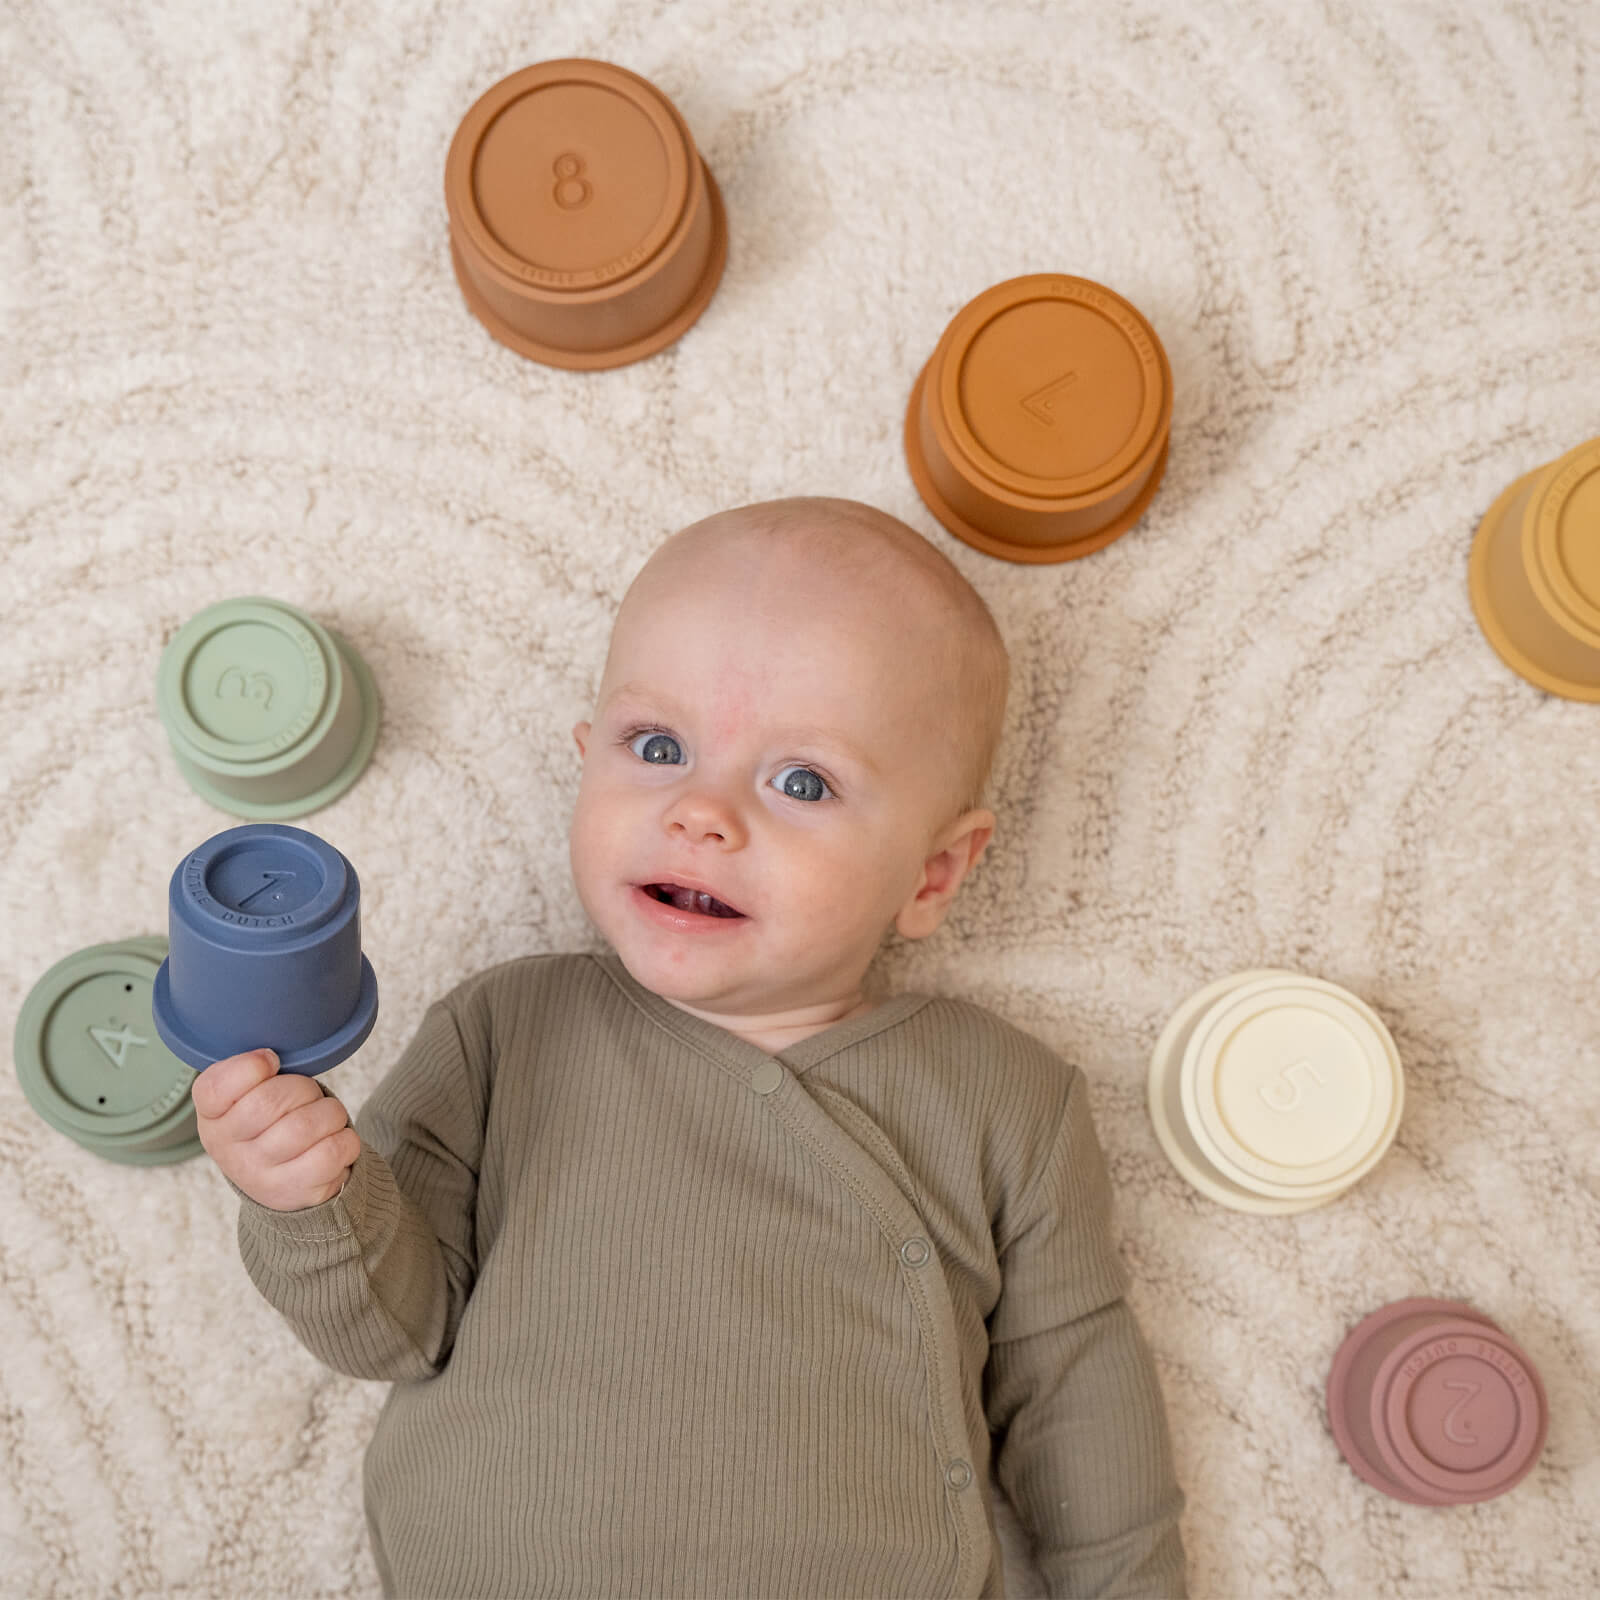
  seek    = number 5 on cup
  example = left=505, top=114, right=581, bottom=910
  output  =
left=1258, top=1057, right=1325, bottom=1113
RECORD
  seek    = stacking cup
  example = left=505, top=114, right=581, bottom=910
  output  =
left=13, top=936, right=204, bottom=1165
left=1468, top=435, right=1600, bottom=700
left=151, top=824, right=378, bottom=1075
left=446, top=59, right=728, bottom=369
left=1147, top=970, right=1404, bottom=1213
left=1327, top=1298, right=1548, bottom=1505
left=905, top=274, right=1172, bottom=562
left=156, top=597, right=381, bottom=819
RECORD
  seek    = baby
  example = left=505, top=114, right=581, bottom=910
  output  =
left=194, top=497, right=1187, bottom=1599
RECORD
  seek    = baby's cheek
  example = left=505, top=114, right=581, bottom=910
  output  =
left=807, top=849, right=899, bottom=921
left=571, top=788, right=639, bottom=878
left=567, top=799, right=606, bottom=885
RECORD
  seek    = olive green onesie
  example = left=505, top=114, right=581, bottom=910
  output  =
left=235, top=950, right=1186, bottom=1597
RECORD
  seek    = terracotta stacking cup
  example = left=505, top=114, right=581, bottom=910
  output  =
left=156, top=597, right=381, bottom=820
left=1469, top=435, right=1600, bottom=701
left=151, top=824, right=378, bottom=1076
left=1147, top=970, right=1404, bottom=1214
left=905, top=274, right=1173, bottom=562
left=13, top=937, right=203, bottom=1165
left=445, top=59, right=728, bottom=369
left=1327, top=1299, right=1549, bottom=1505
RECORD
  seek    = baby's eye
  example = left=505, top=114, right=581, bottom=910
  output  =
left=629, top=730, right=683, bottom=765
left=772, top=765, right=831, bottom=803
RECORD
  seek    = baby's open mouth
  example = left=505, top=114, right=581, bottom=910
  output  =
left=644, top=883, right=746, bottom=918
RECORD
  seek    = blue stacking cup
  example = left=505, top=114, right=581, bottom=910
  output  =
left=151, top=824, right=379, bottom=1075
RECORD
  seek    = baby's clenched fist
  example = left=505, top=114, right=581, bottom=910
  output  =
left=193, top=1049, right=362, bottom=1212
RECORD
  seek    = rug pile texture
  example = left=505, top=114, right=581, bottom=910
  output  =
left=2, top=1, right=1597, bottom=1595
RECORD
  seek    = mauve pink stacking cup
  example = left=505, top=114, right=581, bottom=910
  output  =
left=1326, top=1298, right=1548, bottom=1505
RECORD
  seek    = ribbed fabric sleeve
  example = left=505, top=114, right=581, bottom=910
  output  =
left=237, top=996, right=486, bottom=1381
left=234, top=950, right=1186, bottom=1599
left=983, top=1074, right=1186, bottom=1596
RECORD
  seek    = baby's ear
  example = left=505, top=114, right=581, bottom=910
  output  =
left=573, top=721, right=591, bottom=758
left=894, top=809, right=996, bottom=941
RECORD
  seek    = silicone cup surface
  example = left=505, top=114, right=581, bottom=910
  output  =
left=1148, top=971, right=1403, bottom=1212
left=1468, top=436, right=1600, bottom=700
left=151, top=824, right=378, bottom=1075
left=1327, top=1299, right=1549, bottom=1505
left=445, top=58, right=728, bottom=369
left=1147, top=969, right=1315, bottom=1214
left=905, top=274, right=1172, bottom=562
left=156, top=597, right=380, bottom=819
left=13, top=938, right=204, bottom=1164
left=1180, top=976, right=1403, bottom=1200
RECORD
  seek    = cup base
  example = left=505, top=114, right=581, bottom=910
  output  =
left=450, top=163, right=728, bottom=371
left=1469, top=470, right=1600, bottom=702
left=69, top=1129, right=207, bottom=1166
left=904, top=363, right=1170, bottom=563
left=1326, top=1298, right=1478, bottom=1505
left=171, top=626, right=381, bottom=819
left=152, top=954, right=379, bottom=1076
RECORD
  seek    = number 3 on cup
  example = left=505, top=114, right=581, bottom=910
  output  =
left=1258, top=1057, right=1325, bottom=1113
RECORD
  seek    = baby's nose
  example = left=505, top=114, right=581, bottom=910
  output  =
left=664, top=787, right=747, bottom=848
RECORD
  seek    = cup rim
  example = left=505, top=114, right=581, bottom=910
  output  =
left=1326, top=1298, right=1488, bottom=1504
left=905, top=364, right=1172, bottom=563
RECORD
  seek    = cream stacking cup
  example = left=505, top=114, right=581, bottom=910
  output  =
left=1147, top=970, right=1405, bottom=1213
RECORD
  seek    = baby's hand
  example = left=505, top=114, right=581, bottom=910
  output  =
left=192, top=1050, right=362, bottom=1212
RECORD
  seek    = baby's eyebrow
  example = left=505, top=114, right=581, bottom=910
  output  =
left=602, top=684, right=877, bottom=775
left=771, top=724, right=878, bottom=776
left=602, top=683, right=682, bottom=721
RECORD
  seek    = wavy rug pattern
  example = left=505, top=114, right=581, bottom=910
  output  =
left=2, top=2, right=1597, bottom=1595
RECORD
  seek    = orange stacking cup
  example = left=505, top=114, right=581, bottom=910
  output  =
left=445, top=59, right=728, bottom=370
left=905, top=274, right=1173, bottom=562
left=1469, top=436, right=1600, bottom=701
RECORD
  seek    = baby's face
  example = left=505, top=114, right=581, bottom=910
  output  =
left=569, top=554, right=978, bottom=1020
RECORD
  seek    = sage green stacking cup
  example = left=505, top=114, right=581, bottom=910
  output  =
left=156, top=597, right=380, bottom=819
left=13, top=937, right=204, bottom=1165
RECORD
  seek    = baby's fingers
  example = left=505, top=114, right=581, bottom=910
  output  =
left=252, top=1092, right=354, bottom=1168
left=269, top=1126, right=363, bottom=1209
left=192, top=1050, right=280, bottom=1122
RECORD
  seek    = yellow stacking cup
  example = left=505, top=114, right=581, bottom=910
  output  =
left=1469, top=435, right=1600, bottom=701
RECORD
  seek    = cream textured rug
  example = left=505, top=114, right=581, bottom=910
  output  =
left=3, top=1, right=1598, bottom=1595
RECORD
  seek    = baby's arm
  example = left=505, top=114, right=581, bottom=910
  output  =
left=984, top=1068, right=1186, bottom=1599
left=195, top=998, right=487, bottom=1385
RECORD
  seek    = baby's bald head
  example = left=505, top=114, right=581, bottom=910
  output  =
left=607, top=497, right=1010, bottom=820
